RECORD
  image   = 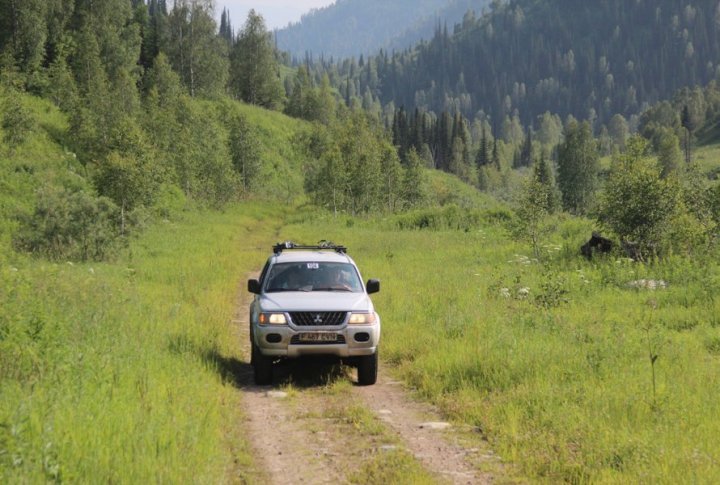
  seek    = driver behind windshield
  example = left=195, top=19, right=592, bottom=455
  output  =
left=266, top=263, right=362, bottom=292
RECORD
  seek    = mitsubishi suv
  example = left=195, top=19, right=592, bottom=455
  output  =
left=247, top=242, right=381, bottom=385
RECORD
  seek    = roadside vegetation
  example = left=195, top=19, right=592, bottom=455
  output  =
left=283, top=210, right=720, bottom=483
left=1, top=205, right=283, bottom=482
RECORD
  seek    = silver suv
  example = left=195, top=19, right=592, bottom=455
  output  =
left=247, top=242, right=381, bottom=385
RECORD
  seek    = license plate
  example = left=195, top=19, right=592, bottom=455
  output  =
left=298, top=333, right=338, bottom=342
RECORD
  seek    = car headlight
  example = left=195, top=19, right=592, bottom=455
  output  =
left=348, top=312, right=376, bottom=325
left=259, top=313, right=287, bottom=325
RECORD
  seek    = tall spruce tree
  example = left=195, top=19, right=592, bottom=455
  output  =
left=140, top=0, right=169, bottom=69
left=533, top=152, right=560, bottom=213
left=230, top=10, right=282, bottom=108
left=285, top=66, right=315, bottom=120
left=475, top=126, right=490, bottom=168
left=219, top=7, right=233, bottom=46
left=519, top=129, right=533, bottom=167
left=0, top=0, right=47, bottom=80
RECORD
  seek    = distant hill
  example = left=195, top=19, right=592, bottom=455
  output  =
left=343, top=0, right=720, bottom=126
left=275, top=0, right=490, bottom=59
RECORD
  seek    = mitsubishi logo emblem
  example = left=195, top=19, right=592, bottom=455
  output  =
left=313, top=314, right=323, bottom=324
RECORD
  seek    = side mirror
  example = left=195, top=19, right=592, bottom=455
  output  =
left=248, top=279, right=261, bottom=294
left=366, top=279, right=380, bottom=294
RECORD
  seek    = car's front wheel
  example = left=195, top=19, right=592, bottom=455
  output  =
left=357, top=351, right=378, bottom=386
left=252, top=342, right=273, bottom=385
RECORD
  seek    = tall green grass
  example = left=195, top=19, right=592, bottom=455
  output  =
left=1, top=204, right=282, bottom=482
left=284, top=211, right=720, bottom=482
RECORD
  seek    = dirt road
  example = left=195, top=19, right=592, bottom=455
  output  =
left=229, top=283, right=505, bottom=484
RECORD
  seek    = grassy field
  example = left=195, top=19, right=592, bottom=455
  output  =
left=283, top=209, right=720, bottom=483
left=4, top=90, right=720, bottom=482
left=0, top=204, right=285, bottom=483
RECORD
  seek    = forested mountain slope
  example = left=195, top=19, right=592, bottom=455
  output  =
left=350, top=0, right=720, bottom=126
left=275, top=0, right=490, bottom=59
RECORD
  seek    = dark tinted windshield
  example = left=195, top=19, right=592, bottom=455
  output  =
left=264, top=262, right=363, bottom=293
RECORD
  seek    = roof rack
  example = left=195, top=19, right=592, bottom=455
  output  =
left=273, top=240, right=347, bottom=254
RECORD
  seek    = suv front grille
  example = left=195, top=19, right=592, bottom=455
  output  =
left=290, top=311, right=347, bottom=326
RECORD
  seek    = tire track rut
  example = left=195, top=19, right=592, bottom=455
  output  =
left=232, top=279, right=504, bottom=484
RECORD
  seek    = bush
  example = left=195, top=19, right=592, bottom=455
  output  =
left=13, top=186, right=123, bottom=261
left=597, top=137, right=680, bottom=260
left=2, top=93, right=35, bottom=150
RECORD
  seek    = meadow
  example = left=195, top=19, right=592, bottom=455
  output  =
left=3, top=197, right=720, bottom=482
left=284, top=208, right=720, bottom=483
left=0, top=204, right=284, bottom=483
left=3, top=90, right=719, bottom=483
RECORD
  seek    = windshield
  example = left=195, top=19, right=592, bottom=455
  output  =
left=264, top=262, right=363, bottom=293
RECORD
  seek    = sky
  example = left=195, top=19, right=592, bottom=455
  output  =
left=216, top=0, right=336, bottom=31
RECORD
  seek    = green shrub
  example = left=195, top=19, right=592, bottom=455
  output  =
left=13, top=185, right=122, bottom=261
left=2, top=92, right=35, bottom=150
left=597, top=137, right=680, bottom=260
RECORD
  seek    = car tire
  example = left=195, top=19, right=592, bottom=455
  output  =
left=252, top=342, right=273, bottom=385
left=357, top=351, right=378, bottom=386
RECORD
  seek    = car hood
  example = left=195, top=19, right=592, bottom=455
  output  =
left=258, top=292, right=373, bottom=313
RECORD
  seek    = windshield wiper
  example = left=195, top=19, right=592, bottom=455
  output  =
left=312, top=287, right=353, bottom=292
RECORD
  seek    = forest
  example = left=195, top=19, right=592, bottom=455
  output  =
left=275, top=0, right=492, bottom=59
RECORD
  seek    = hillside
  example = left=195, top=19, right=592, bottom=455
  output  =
left=276, top=0, right=490, bottom=59
left=0, top=90, right=307, bottom=255
left=344, top=0, right=720, bottom=126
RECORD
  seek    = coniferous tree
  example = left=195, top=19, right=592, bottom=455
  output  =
left=475, top=126, right=490, bottom=168
left=219, top=7, right=233, bottom=46
left=230, top=10, right=282, bottom=108
left=491, top=137, right=501, bottom=170
left=285, top=66, right=316, bottom=120
left=140, top=0, right=169, bottom=69
left=533, top=152, right=560, bottom=213
left=45, top=51, right=78, bottom=111
left=519, top=129, right=533, bottom=167
left=0, top=0, right=47, bottom=82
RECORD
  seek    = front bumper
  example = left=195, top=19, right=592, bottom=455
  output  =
left=253, top=321, right=380, bottom=358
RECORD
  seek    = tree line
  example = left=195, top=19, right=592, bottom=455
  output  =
left=328, top=0, right=720, bottom=128
left=2, top=0, right=719, bottom=262
left=0, top=0, right=433, bottom=260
